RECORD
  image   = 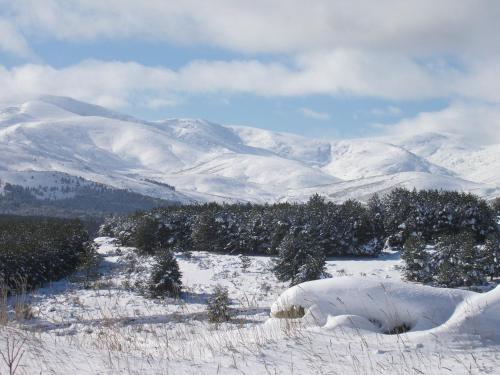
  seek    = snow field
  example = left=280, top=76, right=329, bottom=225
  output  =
left=0, top=237, right=499, bottom=374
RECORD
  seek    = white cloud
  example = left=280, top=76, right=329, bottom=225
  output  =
left=384, top=102, right=500, bottom=145
left=0, top=18, right=33, bottom=58
left=0, top=59, right=499, bottom=147
left=299, top=107, right=330, bottom=121
left=143, top=97, right=179, bottom=109
left=0, top=0, right=498, bottom=109
left=4, top=0, right=500, bottom=57
left=0, top=53, right=441, bottom=109
left=0, top=60, right=175, bottom=108
left=0, top=52, right=499, bottom=110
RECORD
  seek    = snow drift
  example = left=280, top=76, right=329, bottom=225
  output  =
left=270, top=277, right=500, bottom=341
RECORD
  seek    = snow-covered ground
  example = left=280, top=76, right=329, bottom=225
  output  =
left=1, top=237, right=499, bottom=374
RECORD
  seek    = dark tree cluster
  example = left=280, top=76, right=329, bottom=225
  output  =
left=401, top=231, right=500, bottom=287
left=101, top=194, right=385, bottom=258
left=389, top=188, right=500, bottom=287
left=101, top=189, right=499, bottom=288
left=383, top=188, right=496, bottom=247
left=0, top=215, right=92, bottom=291
left=100, top=194, right=386, bottom=286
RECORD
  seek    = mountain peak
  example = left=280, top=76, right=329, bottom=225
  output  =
left=37, top=95, right=139, bottom=122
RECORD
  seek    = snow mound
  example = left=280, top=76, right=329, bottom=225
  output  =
left=270, top=277, right=473, bottom=333
left=441, top=285, right=500, bottom=342
left=323, top=314, right=381, bottom=331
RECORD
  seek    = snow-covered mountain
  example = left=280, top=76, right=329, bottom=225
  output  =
left=1, top=96, right=499, bottom=208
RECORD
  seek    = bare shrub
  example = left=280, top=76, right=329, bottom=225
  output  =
left=0, top=335, right=26, bottom=375
left=272, top=305, right=305, bottom=319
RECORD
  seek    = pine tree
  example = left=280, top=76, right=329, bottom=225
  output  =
left=191, top=207, right=219, bottom=251
left=491, top=197, right=500, bottom=217
left=483, top=233, right=500, bottom=280
left=434, top=235, right=462, bottom=287
left=239, top=254, right=251, bottom=272
left=367, top=193, right=386, bottom=238
left=456, top=231, right=486, bottom=286
left=147, top=250, right=182, bottom=298
left=273, top=231, right=327, bottom=286
left=401, top=234, right=432, bottom=282
left=133, top=216, right=160, bottom=255
left=207, top=285, right=231, bottom=323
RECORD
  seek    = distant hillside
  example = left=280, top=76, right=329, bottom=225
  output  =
left=0, top=95, right=499, bottom=206
left=0, top=176, right=179, bottom=218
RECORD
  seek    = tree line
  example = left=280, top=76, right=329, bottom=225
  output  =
left=101, top=188, right=500, bottom=290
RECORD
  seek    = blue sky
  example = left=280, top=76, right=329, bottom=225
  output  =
left=0, top=37, right=437, bottom=138
left=0, top=1, right=499, bottom=141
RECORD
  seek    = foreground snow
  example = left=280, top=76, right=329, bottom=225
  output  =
left=1, top=238, right=499, bottom=374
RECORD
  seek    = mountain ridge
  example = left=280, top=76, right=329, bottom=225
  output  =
left=0, top=96, right=499, bottom=210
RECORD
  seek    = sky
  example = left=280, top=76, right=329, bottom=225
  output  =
left=0, top=0, right=499, bottom=141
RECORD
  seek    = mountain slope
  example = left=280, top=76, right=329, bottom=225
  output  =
left=0, top=96, right=499, bottom=209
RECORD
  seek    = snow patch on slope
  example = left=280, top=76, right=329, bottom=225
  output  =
left=324, top=139, right=454, bottom=180
left=231, top=125, right=332, bottom=166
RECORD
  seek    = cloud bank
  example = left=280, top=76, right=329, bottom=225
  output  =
left=0, top=0, right=499, bottom=144
left=3, top=0, right=500, bottom=57
left=0, top=53, right=498, bottom=108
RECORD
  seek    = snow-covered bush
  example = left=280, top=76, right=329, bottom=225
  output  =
left=147, top=250, right=182, bottom=298
left=207, top=285, right=231, bottom=323
left=383, top=188, right=496, bottom=247
left=239, top=254, right=251, bottom=272
left=404, top=232, right=490, bottom=288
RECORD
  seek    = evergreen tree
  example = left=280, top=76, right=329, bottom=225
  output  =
left=491, top=197, right=500, bottom=217
left=273, top=231, right=328, bottom=286
left=239, top=254, right=251, bottom=272
left=367, top=193, right=386, bottom=238
left=434, top=234, right=462, bottom=287
left=483, top=233, right=500, bottom=280
left=207, top=285, right=231, bottom=323
left=401, top=234, right=432, bottom=282
left=191, top=206, right=220, bottom=251
left=147, top=250, right=182, bottom=298
left=382, top=188, right=414, bottom=247
left=133, top=216, right=160, bottom=255
left=456, top=231, right=486, bottom=286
